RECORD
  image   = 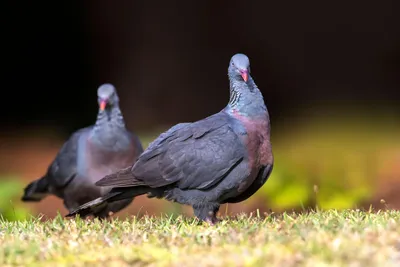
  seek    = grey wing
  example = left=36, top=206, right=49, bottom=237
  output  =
left=131, top=114, right=246, bottom=190
left=46, top=127, right=91, bottom=189
left=146, top=123, right=190, bottom=150
left=95, top=123, right=191, bottom=187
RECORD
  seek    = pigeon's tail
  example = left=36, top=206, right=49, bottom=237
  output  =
left=65, top=186, right=150, bottom=218
left=21, top=177, right=50, bottom=202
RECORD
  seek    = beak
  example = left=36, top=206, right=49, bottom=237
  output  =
left=100, top=100, right=107, bottom=111
left=240, top=70, right=248, bottom=82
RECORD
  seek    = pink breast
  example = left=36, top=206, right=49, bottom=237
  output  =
left=232, top=111, right=273, bottom=192
left=85, top=140, right=137, bottom=182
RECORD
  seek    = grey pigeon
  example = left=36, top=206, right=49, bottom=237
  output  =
left=66, top=54, right=274, bottom=224
left=22, top=83, right=143, bottom=218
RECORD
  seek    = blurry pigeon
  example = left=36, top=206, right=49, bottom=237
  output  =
left=22, top=83, right=143, bottom=218
left=66, top=54, right=274, bottom=224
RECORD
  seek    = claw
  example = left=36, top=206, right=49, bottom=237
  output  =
left=84, top=215, right=94, bottom=221
left=205, top=218, right=216, bottom=225
left=205, top=215, right=220, bottom=226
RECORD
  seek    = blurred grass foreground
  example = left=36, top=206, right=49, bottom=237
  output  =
left=1, top=210, right=400, bottom=266
left=0, top=112, right=400, bottom=220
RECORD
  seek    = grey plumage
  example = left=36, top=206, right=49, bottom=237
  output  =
left=67, top=54, right=274, bottom=224
left=22, top=83, right=143, bottom=218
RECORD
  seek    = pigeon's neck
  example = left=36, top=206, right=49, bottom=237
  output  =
left=226, top=74, right=269, bottom=119
left=91, top=104, right=130, bottom=150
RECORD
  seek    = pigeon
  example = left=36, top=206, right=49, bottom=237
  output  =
left=66, top=53, right=274, bottom=224
left=22, top=83, right=143, bottom=218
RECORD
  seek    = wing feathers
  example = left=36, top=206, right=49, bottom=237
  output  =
left=95, top=166, right=144, bottom=187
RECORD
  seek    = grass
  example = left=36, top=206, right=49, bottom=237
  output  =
left=1, top=210, right=400, bottom=266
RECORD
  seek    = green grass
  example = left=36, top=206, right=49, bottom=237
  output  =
left=1, top=210, right=400, bottom=266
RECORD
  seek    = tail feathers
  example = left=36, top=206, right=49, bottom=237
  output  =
left=95, top=166, right=145, bottom=187
left=65, top=193, right=115, bottom=218
left=21, top=177, right=49, bottom=202
left=65, top=186, right=150, bottom=218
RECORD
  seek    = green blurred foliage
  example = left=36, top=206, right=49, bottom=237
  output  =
left=254, top=115, right=400, bottom=211
left=0, top=178, right=29, bottom=221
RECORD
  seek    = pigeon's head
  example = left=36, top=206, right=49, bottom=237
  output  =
left=97, top=83, right=119, bottom=111
left=229, top=53, right=251, bottom=82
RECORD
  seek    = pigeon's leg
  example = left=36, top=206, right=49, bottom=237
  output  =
left=164, top=188, right=221, bottom=224
left=193, top=203, right=220, bottom=225
left=93, top=207, right=112, bottom=219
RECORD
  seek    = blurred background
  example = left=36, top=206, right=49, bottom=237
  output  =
left=2, top=1, right=400, bottom=220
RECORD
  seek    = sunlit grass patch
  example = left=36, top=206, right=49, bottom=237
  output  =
left=1, top=210, right=400, bottom=266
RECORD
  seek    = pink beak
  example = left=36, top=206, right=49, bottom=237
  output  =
left=100, top=100, right=107, bottom=111
left=240, top=70, right=248, bottom=82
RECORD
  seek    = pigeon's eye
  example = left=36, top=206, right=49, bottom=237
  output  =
left=231, top=62, right=235, bottom=66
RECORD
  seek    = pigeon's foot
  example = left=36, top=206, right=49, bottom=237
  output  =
left=86, top=215, right=95, bottom=221
left=205, top=211, right=221, bottom=225
left=193, top=203, right=220, bottom=226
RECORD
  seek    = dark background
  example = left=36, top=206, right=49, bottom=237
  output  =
left=3, top=1, right=400, bottom=133
left=2, top=1, right=400, bottom=218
